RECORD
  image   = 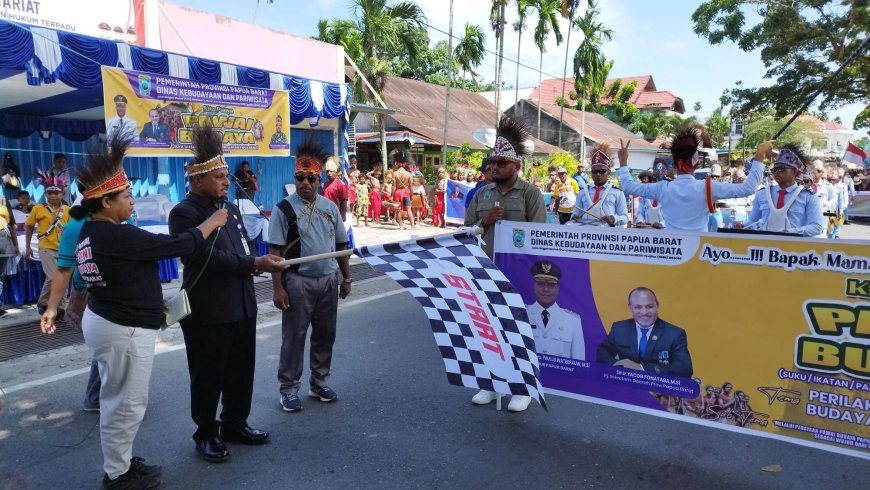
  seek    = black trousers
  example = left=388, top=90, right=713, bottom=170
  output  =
left=558, top=212, right=573, bottom=224
left=181, top=317, right=256, bottom=442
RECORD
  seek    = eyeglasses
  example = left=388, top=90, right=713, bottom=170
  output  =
left=295, top=174, right=318, bottom=183
left=771, top=165, right=790, bottom=174
left=590, top=169, right=608, bottom=175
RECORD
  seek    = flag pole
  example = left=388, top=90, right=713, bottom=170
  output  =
left=279, top=249, right=355, bottom=266
left=772, top=37, right=870, bottom=140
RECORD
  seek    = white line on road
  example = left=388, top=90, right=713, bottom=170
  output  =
left=2, top=289, right=410, bottom=396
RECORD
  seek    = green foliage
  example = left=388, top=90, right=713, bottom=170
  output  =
left=693, top=101, right=702, bottom=113
left=523, top=151, right=579, bottom=182
left=739, top=110, right=825, bottom=151
left=454, top=23, right=487, bottom=84
left=854, top=137, right=870, bottom=149
left=692, top=0, right=869, bottom=129
left=445, top=142, right=485, bottom=172
left=555, top=96, right=572, bottom=108
left=705, top=106, right=729, bottom=147
left=572, top=0, right=613, bottom=103
left=631, top=112, right=668, bottom=141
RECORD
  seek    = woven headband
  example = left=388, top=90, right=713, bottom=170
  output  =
left=83, top=170, right=131, bottom=200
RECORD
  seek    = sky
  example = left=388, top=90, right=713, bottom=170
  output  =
left=173, top=0, right=863, bottom=129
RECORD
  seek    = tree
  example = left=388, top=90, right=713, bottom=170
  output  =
left=490, top=0, right=508, bottom=126
left=631, top=112, right=668, bottom=142
left=454, top=23, right=487, bottom=84
left=692, top=1, right=870, bottom=129
left=512, top=0, right=536, bottom=114
left=705, top=106, right=729, bottom=148
left=693, top=101, right=702, bottom=114
left=739, top=110, right=825, bottom=154
left=317, top=0, right=426, bottom=168
left=571, top=0, right=613, bottom=154
left=533, top=0, right=563, bottom=138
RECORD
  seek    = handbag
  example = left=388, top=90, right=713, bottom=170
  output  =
left=163, top=289, right=191, bottom=329
left=162, top=222, right=221, bottom=328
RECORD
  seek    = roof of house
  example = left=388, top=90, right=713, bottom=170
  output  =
left=527, top=75, right=684, bottom=113
left=527, top=100, right=660, bottom=151
left=379, top=76, right=560, bottom=153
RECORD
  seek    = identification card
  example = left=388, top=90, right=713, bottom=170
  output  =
left=241, top=236, right=251, bottom=255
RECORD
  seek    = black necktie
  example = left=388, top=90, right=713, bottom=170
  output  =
left=542, top=310, right=549, bottom=327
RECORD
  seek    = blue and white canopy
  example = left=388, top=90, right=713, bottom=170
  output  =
left=0, top=20, right=349, bottom=133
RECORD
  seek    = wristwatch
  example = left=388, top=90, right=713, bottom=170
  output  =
left=342, top=278, right=352, bottom=284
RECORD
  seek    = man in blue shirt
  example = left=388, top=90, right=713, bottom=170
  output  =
left=571, top=144, right=628, bottom=227
left=742, top=144, right=824, bottom=237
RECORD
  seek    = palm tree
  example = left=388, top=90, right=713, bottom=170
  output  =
left=533, top=0, right=563, bottom=139
left=454, top=23, right=486, bottom=85
left=557, top=0, right=580, bottom=148
left=631, top=112, right=667, bottom=142
left=324, top=0, right=426, bottom=169
left=491, top=1, right=508, bottom=127
left=513, top=0, right=536, bottom=115
left=571, top=0, right=612, bottom=156
left=441, top=0, right=455, bottom=169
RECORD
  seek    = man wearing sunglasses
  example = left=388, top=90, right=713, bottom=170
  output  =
left=570, top=144, right=627, bottom=227
left=268, top=140, right=351, bottom=414
left=740, top=144, right=824, bottom=237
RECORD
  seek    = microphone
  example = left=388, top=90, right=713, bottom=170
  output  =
left=216, top=198, right=228, bottom=230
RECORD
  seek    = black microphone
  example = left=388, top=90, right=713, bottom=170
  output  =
left=216, top=198, right=228, bottom=230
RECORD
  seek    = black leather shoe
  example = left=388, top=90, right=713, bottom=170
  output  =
left=195, top=436, right=229, bottom=462
left=220, top=425, right=270, bottom=445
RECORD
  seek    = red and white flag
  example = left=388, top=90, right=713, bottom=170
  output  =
left=843, top=142, right=867, bottom=167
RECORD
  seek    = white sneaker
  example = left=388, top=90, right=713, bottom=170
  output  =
left=507, top=395, right=531, bottom=412
left=471, top=390, right=498, bottom=405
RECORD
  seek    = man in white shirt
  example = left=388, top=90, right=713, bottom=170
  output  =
left=105, top=95, right=138, bottom=143
left=742, top=143, right=825, bottom=237
left=616, top=129, right=772, bottom=232
left=525, top=260, right=584, bottom=361
left=571, top=144, right=628, bottom=227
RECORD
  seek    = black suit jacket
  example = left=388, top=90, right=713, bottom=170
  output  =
left=140, top=122, right=169, bottom=142
left=168, top=193, right=256, bottom=325
left=596, top=318, right=693, bottom=377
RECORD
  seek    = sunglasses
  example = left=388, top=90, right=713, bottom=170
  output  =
left=590, top=169, right=608, bottom=175
left=771, top=165, right=790, bottom=174
left=295, top=174, right=319, bottom=183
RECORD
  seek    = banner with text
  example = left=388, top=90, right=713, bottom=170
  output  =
left=101, top=67, right=290, bottom=156
left=494, top=221, right=869, bottom=459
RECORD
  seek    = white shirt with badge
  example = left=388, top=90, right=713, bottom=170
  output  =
left=526, top=301, right=585, bottom=360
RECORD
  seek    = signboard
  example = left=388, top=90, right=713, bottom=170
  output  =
left=847, top=191, right=870, bottom=219
left=101, top=67, right=290, bottom=157
left=445, top=179, right=473, bottom=223
left=494, top=221, right=869, bottom=459
left=1, top=0, right=147, bottom=45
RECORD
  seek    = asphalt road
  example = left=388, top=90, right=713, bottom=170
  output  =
left=1, top=288, right=868, bottom=489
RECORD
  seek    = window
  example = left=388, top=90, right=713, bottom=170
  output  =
left=734, top=120, right=745, bottom=136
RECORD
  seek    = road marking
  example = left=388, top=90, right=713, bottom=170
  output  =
left=2, top=289, right=411, bottom=396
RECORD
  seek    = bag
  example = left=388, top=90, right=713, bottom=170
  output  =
left=0, top=229, right=16, bottom=257
left=163, top=289, right=191, bottom=329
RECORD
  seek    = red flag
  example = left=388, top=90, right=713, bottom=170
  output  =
left=843, top=142, right=867, bottom=167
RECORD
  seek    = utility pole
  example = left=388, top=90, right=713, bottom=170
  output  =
left=441, top=0, right=454, bottom=168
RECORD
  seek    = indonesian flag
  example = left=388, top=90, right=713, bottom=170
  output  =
left=843, top=142, right=867, bottom=167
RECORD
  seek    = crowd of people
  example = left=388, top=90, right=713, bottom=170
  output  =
left=3, top=113, right=862, bottom=488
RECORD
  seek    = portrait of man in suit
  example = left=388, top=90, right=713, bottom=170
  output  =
left=139, top=109, right=170, bottom=143
left=596, top=287, right=693, bottom=378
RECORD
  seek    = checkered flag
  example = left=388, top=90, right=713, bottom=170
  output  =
left=356, top=233, right=546, bottom=410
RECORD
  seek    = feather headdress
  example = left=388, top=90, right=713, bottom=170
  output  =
left=491, top=117, right=532, bottom=163
left=589, top=142, right=612, bottom=169
left=77, top=133, right=131, bottom=200
left=186, top=123, right=228, bottom=177
left=295, top=137, right=328, bottom=175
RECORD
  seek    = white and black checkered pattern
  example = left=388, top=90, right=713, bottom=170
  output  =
left=357, top=233, right=546, bottom=410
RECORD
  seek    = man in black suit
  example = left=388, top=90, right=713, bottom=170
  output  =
left=596, top=287, right=693, bottom=378
left=139, top=109, right=170, bottom=143
left=168, top=124, right=286, bottom=463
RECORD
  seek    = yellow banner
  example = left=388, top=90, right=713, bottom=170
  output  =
left=495, top=222, right=870, bottom=458
left=101, top=67, right=289, bottom=156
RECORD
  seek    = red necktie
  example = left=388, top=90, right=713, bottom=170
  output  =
left=776, top=189, right=787, bottom=209
left=813, top=183, right=818, bottom=193
left=652, top=200, right=658, bottom=206
left=593, top=186, right=602, bottom=203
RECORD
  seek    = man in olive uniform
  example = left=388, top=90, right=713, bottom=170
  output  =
left=525, top=261, right=584, bottom=360
left=465, top=117, right=546, bottom=412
